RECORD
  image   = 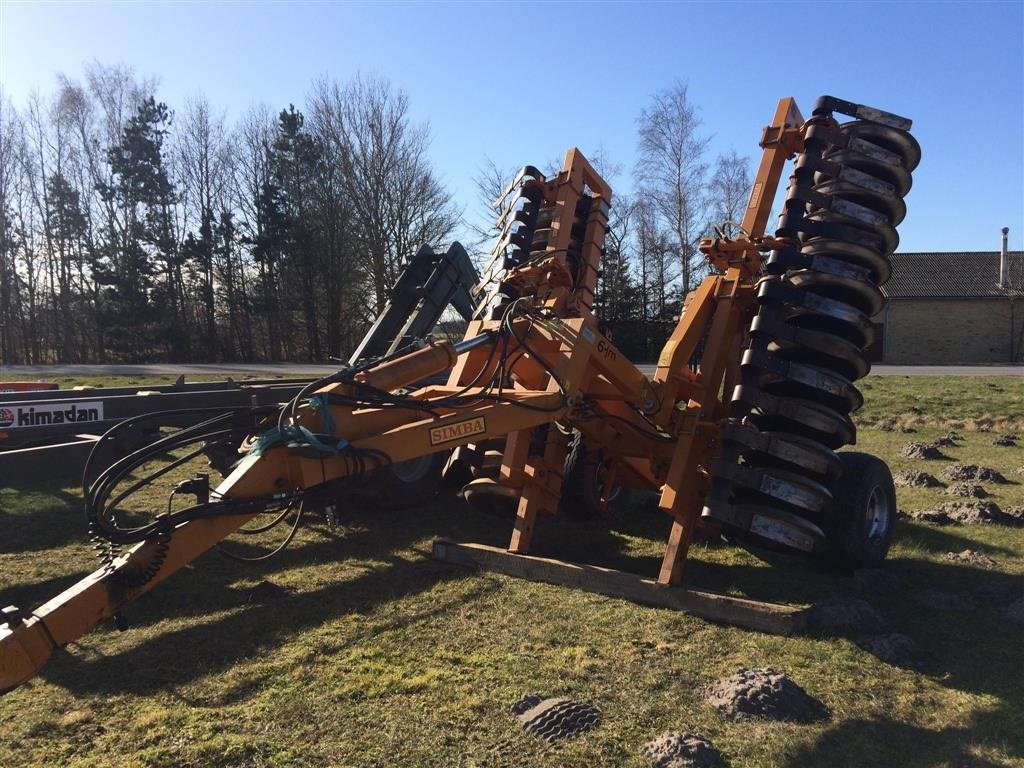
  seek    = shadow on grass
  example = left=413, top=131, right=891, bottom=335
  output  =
left=865, top=558, right=1023, bottom=703
left=41, top=551, right=491, bottom=697
left=784, top=709, right=1021, bottom=768
left=896, top=519, right=1022, bottom=556
left=31, top=494, right=515, bottom=695
left=0, top=487, right=88, bottom=553
left=0, top=572, right=97, bottom=612
left=526, top=503, right=673, bottom=577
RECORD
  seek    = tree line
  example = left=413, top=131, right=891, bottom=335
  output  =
left=0, top=66, right=749, bottom=364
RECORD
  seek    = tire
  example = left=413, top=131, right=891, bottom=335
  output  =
left=462, top=477, right=519, bottom=518
left=369, top=451, right=448, bottom=509
left=559, top=431, right=620, bottom=521
left=826, top=451, right=896, bottom=569
left=439, top=444, right=479, bottom=490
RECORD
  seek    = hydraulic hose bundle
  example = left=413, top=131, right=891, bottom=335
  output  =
left=703, top=97, right=920, bottom=558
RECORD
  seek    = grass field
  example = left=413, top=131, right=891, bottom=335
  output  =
left=1, top=375, right=1022, bottom=767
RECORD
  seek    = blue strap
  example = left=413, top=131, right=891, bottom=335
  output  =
left=248, top=396, right=349, bottom=457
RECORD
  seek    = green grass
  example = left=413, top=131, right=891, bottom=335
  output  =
left=857, top=375, right=1024, bottom=434
left=0, top=375, right=1022, bottom=767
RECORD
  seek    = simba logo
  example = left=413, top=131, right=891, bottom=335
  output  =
left=5, top=401, right=104, bottom=428
left=429, top=416, right=486, bottom=446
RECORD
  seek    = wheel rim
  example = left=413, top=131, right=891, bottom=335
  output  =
left=390, top=454, right=434, bottom=484
left=865, top=484, right=891, bottom=541
left=594, top=460, right=622, bottom=506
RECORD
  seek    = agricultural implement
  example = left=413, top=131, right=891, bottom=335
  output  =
left=0, top=95, right=919, bottom=693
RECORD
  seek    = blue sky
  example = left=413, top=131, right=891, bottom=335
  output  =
left=1, top=0, right=1021, bottom=252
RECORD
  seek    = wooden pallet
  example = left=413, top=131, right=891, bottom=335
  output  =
left=432, top=540, right=809, bottom=636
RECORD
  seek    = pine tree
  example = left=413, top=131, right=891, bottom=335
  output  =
left=270, top=105, right=326, bottom=360
left=95, top=97, right=178, bottom=360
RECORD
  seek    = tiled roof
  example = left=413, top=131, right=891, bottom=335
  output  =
left=882, top=251, right=1024, bottom=298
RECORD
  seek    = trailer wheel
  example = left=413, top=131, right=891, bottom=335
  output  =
left=370, top=452, right=448, bottom=509
left=827, top=452, right=896, bottom=569
left=461, top=478, right=519, bottom=518
left=559, top=431, right=621, bottom=521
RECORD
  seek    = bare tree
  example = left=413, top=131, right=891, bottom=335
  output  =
left=54, top=71, right=132, bottom=360
left=634, top=197, right=677, bottom=321
left=231, top=103, right=281, bottom=359
left=177, top=94, right=232, bottom=357
left=634, top=80, right=711, bottom=297
left=335, top=75, right=457, bottom=310
left=709, top=149, right=752, bottom=238
left=586, top=143, right=624, bottom=188
left=598, top=192, right=637, bottom=318
left=466, top=155, right=516, bottom=260
left=0, top=92, right=24, bottom=363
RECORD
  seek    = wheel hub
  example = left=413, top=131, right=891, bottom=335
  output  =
left=865, top=485, right=890, bottom=541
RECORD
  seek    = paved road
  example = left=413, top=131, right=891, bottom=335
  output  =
left=2, top=362, right=1021, bottom=378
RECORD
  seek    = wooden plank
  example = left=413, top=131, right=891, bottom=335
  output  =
left=432, top=540, right=809, bottom=636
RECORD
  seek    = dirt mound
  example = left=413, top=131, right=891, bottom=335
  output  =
left=854, top=568, right=902, bottom=594
left=1005, top=507, right=1024, bottom=525
left=643, top=732, right=723, bottom=768
left=516, top=697, right=601, bottom=743
left=945, top=550, right=997, bottom=568
left=1015, top=466, right=1024, bottom=476
left=940, top=501, right=1015, bottom=525
left=993, top=434, right=1018, bottom=447
left=911, top=501, right=1016, bottom=526
left=906, top=509, right=955, bottom=525
left=893, top=470, right=942, bottom=488
left=1004, top=598, right=1024, bottom=626
left=943, top=464, right=1008, bottom=484
left=901, top=442, right=944, bottom=459
left=855, top=633, right=921, bottom=667
left=944, top=483, right=989, bottom=498
left=973, top=416, right=994, bottom=432
left=934, top=432, right=962, bottom=447
left=899, top=426, right=917, bottom=434
left=914, top=589, right=977, bottom=611
left=706, top=668, right=827, bottom=722
left=809, top=598, right=886, bottom=633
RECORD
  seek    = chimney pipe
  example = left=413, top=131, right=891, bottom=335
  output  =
left=1000, top=227, right=1009, bottom=288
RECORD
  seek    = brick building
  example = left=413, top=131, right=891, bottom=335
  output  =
left=874, top=248, right=1024, bottom=364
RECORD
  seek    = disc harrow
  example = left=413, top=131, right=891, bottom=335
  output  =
left=703, top=97, right=920, bottom=563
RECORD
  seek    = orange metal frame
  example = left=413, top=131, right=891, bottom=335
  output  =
left=1, top=100, right=811, bottom=694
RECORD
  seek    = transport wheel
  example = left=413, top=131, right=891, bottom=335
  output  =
left=559, top=431, right=621, bottom=521
left=461, top=478, right=519, bottom=518
left=370, top=452, right=448, bottom=509
left=827, top=452, right=896, bottom=569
